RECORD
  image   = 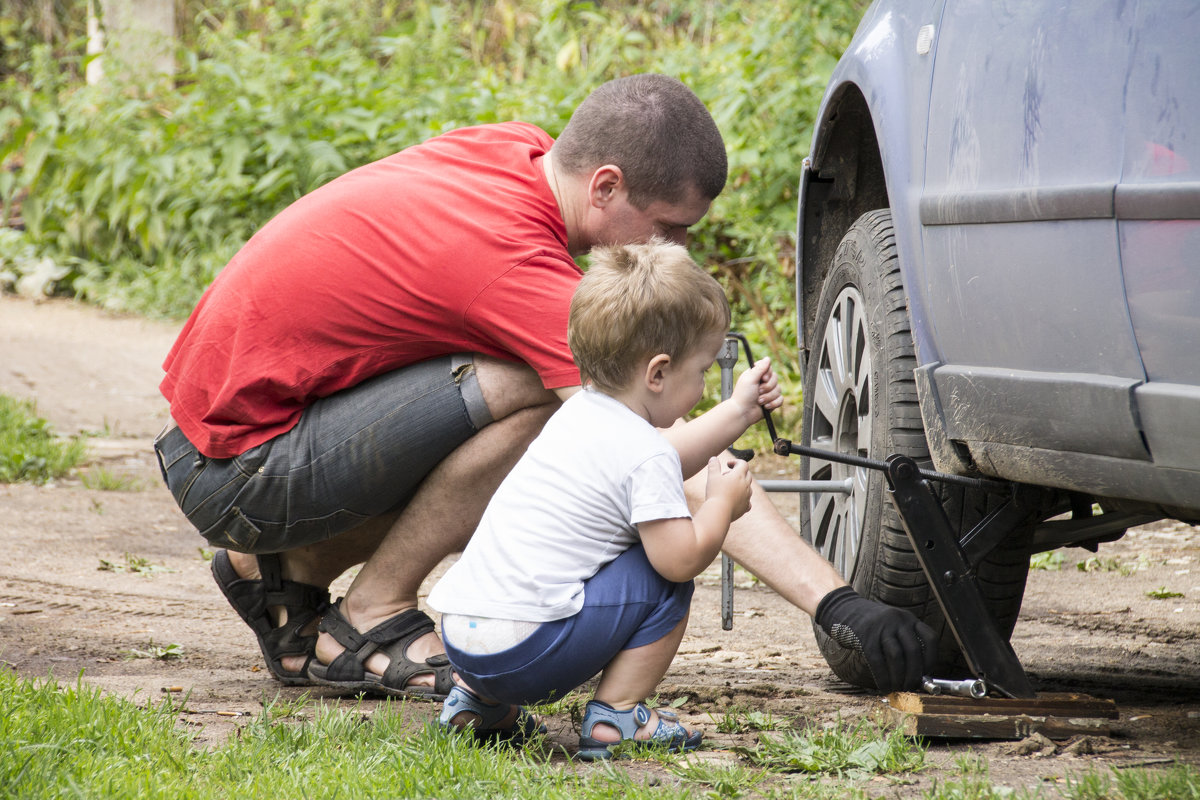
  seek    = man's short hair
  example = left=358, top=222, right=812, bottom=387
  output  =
left=569, top=238, right=731, bottom=394
left=554, top=74, right=727, bottom=208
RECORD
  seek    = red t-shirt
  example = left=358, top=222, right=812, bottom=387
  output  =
left=161, top=122, right=582, bottom=458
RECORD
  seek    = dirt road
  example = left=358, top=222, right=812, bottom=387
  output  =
left=1, top=294, right=1197, bottom=791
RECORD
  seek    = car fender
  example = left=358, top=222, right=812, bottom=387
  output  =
left=796, top=0, right=970, bottom=472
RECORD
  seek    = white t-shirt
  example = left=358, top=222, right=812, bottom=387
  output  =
left=427, top=389, right=691, bottom=622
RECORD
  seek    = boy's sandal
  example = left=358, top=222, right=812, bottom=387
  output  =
left=307, top=600, right=456, bottom=700
left=211, top=550, right=331, bottom=686
left=439, top=686, right=545, bottom=742
left=576, top=700, right=703, bottom=761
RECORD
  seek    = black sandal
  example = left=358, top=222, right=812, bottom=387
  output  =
left=307, top=600, right=455, bottom=700
left=211, top=550, right=330, bottom=686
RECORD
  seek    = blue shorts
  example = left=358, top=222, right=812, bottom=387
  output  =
left=153, top=355, right=492, bottom=554
left=442, top=544, right=695, bottom=706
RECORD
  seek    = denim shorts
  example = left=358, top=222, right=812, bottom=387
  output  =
left=442, top=545, right=695, bottom=706
left=153, top=355, right=492, bottom=554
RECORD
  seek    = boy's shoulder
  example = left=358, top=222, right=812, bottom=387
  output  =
left=545, top=390, right=666, bottom=451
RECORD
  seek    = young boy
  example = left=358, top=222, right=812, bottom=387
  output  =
left=426, top=238, right=781, bottom=759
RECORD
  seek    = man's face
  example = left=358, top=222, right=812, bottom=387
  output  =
left=584, top=174, right=712, bottom=251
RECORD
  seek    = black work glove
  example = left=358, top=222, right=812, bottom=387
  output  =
left=814, top=586, right=939, bottom=693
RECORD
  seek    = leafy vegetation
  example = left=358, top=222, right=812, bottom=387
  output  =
left=737, top=716, right=926, bottom=777
left=0, top=393, right=86, bottom=483
left=0, top=0, right=864, bottom=391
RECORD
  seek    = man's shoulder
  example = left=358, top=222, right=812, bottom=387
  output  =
left=436, top=121, right=553, bottom=148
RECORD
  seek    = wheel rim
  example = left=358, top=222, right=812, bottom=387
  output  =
left=806, top=285, right=873, bottom=579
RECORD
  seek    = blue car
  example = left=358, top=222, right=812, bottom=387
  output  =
left=794, top=0, right=1200, bottom=688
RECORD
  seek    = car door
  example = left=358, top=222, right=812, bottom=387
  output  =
left=1117, top=1, right=1200, bottom=476
left=917, top=0, right=1149, bottom=468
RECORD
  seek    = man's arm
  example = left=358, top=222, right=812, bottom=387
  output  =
left=553, top=385, right=581, bottom=402
left=704, top=476, right=845, bottom=615
left=686, top=473, right=939, bottom=692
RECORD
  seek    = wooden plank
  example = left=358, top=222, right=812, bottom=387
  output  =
left=887, top=691, right=1119, bottom=719
left=883, top=707, right=1113, bottom=740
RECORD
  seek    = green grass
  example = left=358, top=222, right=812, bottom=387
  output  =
left=80, top=465, right=143, bottom=491
left=713, top=704, right=790, bottom=734
left=2, top=670, right=1197, bottom=799
left=97, top=552, right=174, bottom=576
left=0, top=393, right=86, bottom=483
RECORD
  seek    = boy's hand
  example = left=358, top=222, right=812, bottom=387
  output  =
left=705, top=456, right=752, bottom=521
left=731, top=357, right=782, bottom=426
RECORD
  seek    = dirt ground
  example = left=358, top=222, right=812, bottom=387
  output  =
left=1, top=294, right=1197, bottom=794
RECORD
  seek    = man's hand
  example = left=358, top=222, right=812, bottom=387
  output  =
left=813, top=586, right=939, bottom=692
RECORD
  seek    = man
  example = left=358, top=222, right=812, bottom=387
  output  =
left=154, top=73, right=935, bottom=698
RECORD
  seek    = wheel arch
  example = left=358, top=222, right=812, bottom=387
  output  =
left=796, top=83, right=890, bottom=378
left=795, top=1, right=949, bottom=377
left=796, top=1, right=965, bottom=474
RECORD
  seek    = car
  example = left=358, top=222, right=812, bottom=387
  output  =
left=792, top=0, right=1200, bottom=690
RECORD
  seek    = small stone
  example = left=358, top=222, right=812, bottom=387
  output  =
left=1007, top=732, right=1057, bottom=757
left=1063, top=736, right=1098, bottom=755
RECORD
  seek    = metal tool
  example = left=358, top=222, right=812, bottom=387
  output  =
left=717, top=338, right=740, bottom=631
left=922, top=676, right=988, bottom=699
left=716, top=332, right=1041, bottom=699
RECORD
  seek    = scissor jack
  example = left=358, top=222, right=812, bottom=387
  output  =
left=717, top=333, right=1046, bottom=700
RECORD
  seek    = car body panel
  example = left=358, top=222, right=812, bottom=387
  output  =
left=797, top=0, right=1200, bottom=515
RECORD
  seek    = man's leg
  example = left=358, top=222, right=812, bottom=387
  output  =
left=232, top=355, right=559, bottom=680
left=687, top=474, right=846, bottom=618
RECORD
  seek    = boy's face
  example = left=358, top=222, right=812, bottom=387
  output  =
left=647, top=329, right=726, bottom=428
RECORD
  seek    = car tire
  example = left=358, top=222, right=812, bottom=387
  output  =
left=798, top=209, right=1033, bottom=688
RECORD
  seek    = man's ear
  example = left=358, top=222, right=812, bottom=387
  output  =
left=588, top=165, right=625, bottom=208
left=644, top=353, right=671, bottom=393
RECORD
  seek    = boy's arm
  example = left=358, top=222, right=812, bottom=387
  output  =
left=639, top=457, right=752, bottom=582
left=661, top=358, right=780, bottom=477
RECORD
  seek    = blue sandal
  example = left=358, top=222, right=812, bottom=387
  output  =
left=576, top=700, right=703, bottom=760
left=438, top=686, right=545, bottom=743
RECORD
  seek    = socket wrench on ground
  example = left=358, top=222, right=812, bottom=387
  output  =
left=922, top=676, right=988, bottom=699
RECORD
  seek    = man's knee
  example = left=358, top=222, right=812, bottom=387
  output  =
left=472, top=355, right=561, bottom=421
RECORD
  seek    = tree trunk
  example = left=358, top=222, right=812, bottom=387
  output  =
left=88, top=0, right=176, bottom=85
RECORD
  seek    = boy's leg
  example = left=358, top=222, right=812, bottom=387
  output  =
left=439, top=674, right=545, bottom=739
left=441, top=545, right=694, bottom=706
left=585, top=612, right=691, bottom=743
left=593, top=612, right=689, bottom=707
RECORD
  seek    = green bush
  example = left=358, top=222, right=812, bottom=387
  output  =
left=0, top=0, right=864, bottom=377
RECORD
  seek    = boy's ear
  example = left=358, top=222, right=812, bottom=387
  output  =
left=644, top=353, right=671, bottom=393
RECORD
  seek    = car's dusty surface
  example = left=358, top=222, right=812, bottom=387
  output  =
left=1, top=294, right=1197, bottom=793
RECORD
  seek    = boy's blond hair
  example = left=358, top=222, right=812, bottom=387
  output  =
left=569, top=238, right=730, bottom=394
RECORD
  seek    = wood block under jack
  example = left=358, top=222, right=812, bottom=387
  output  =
left=883, top=692, right=1120, bottom=740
